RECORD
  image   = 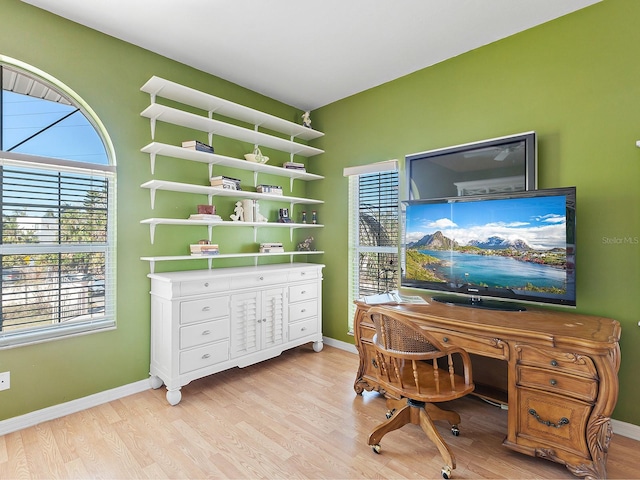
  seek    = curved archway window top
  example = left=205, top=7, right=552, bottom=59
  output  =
left=0, top=57, right=116, bottom=346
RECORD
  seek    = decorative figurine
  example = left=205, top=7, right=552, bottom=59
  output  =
left=297, top=236, right=314, bottom=251
left=312, top=210, right=317, bottom=224
left=301, top=111, right=311, bottom=128
left=230, top=201, right=244, bottom=222
left=301, top=211, right=307, bottom=224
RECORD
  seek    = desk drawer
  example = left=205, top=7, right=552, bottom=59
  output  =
left=516, top=344, right=597, bottom=378
left=180, top=318, right=230, bottom=349
left=425, top=327, right=509, bottom=360
left=289, top=300, right=317, bottom=322
left=289, top=283, right=318, bottom=303
left=517, top=387, right=591, bottom=459
left=181, top=296, right=230, bottom=324
left=180, top=341, right=229, bottom=374
left=517, top=365, right=597, bottom=402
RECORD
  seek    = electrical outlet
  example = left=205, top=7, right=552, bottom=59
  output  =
left=0, top=371, right=10, bottom=391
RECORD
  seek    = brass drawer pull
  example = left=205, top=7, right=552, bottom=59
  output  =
left=528, top=408, right=569, bottom=428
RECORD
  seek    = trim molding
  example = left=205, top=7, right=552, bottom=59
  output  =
left=1, top=339, right=638, bottom=443
left=0, top=379, right=150, bottom=436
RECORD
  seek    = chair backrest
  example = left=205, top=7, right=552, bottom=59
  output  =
left=368, top=306, right=474, bottom=403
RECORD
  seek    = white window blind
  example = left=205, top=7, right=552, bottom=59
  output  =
left=346, top=162, right=399, bottom=332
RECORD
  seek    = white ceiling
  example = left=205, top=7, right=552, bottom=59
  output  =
left=22, top=0, right=600, bottom=111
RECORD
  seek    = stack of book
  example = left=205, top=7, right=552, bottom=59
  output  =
left=259, top=242, right=284, bottom=253
left=182, top=140, right=214, bottom=154
left=283, top=161, right=306, bottom=172
left=256, top=184, right=283, bottom=195
left=189, top=214, right=222, bottom=222
left=189, top=244, right=220, bottom=256
left=210, top=175, right=241, bottom=190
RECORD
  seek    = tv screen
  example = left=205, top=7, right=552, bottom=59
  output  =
left=401, top=187, right=576, bottom=309
left=406, top=132, right=537, bottom=200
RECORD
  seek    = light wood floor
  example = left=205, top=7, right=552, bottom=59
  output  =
left=1, top=345, right=638, bottom=479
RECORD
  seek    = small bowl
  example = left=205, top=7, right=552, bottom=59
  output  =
left=244, top=153, right=269, bottom=164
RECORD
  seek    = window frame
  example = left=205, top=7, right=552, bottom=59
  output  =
left=346, top=161, right=399, bottom=332
left=0, top=56, right=117, bottom=348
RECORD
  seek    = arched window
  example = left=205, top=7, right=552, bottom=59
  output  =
left=0, top=56, right=116, bottom=347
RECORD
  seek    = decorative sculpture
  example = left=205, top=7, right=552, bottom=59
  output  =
left=230, top=201, right=244, bottom=221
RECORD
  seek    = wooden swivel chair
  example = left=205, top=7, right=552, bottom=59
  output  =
left=367, top=306, right=475, bottom=479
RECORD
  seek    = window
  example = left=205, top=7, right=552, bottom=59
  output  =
left=0, top=57, right=116, bottom=347
left=346, top=161, right=399, bottom=331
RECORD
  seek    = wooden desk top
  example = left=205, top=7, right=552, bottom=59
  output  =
left=358, top=299, right=621, bottom=352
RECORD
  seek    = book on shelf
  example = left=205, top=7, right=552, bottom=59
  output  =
left=256, top=184, right=283, bottom=195
left=188, top=214, right=222, bottom=221
left=283, top=161, right=305, bottom=168
left=210, top=175, right=241, bottom=190
left=182, top=140, right=214, bottom=153
left=259, top=242, right=284, bottom=253
left=189, top=244, right=220, bottom=256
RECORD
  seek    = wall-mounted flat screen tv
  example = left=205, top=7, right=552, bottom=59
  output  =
left=406, top=132, right=537, bottom=200
left=401, top=187, right=576, bottom=310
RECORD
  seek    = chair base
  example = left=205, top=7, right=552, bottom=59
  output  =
left=368, top=397, right=461, bottom=475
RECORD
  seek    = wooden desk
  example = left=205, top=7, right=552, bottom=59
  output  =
left=353, top=300, right=621, bottom=480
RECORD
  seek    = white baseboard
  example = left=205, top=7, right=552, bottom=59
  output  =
left=2, top=340, right=639, bottom=443
left=323, top=335, right=358, bottom=354
left=0, top=379, right=150, bottom=436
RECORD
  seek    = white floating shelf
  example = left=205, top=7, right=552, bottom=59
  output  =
left=141, top=76, right=324, bottom=141
left=141, top=179, right=323, bottom=209
left=141, top=142, right=323, bottom=181
left=141, top=218, right=323, bottom=228
left=141, top=250, right=324, bottom=273
left=141, top=104, right=323, bottom=158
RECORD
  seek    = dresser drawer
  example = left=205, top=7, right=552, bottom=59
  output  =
left=289, top=300, right=317, bottom=322
left=517, top=388, right=591, bottom=459
left=289, top=317, right=317, bottom=341
left=288, top=268, right=318, bottom=282
left=180, top=318, right=230, bottom=349
left=180, top=341, right=229, bottom=374
left=289, top=283, right=318, bottom=303
left=230, top=272, right=289, bottom=289
left=516, top=344, right=597, bottom=378
left=517, top=365, right=597, bottom=402
left=178, top=278, right=230, bottom=296
left=180, top=296, right=230, bottom=325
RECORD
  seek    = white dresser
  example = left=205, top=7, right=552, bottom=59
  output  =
left=148, top=263, right=324, bottom=405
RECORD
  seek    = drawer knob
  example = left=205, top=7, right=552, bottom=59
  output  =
left=259, top=276, right=264, bottom=281
left=550, top=379, right=557, bottom=386
left=202, top=306, right=210, bottom=311
left=301, top=327, right=307, bottom=331
left=550, top=360, right=559, bottom=367
left=301, top=309, right=306, bottom=313
left=301, top=272, right=306, bottom=276
left=528, top=409, right=570, bottom=428
left=202, top=330, right=211, bottom=335
left=202, top=353, right=211, bottom=359
left=442, top=337, right=449, bottom=343
left=204, top=282, right=209, bottom=287
left=301, top=290, right=306, bottom=294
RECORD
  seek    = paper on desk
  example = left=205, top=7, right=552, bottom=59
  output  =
left=362, top=290, right=428, bottom=305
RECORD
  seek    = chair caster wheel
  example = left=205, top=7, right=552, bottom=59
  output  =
left=385, top=409, right=396, bottom=419
left=371, top=444, right=381, bottom=454
left=451, top=425, right=460, bottom=436
left=441, top=465, right=452, bottom=479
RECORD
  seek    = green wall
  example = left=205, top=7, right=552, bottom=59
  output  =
left=312, top=0, right=640, bottom=426
left=0, top=0, right=310, bottom=421
left=1, top=0, right=639, bottom=429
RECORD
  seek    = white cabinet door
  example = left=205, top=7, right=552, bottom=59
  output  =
left=261, top=287, right=286, bottom=350
left=230, top=290, right=260, bottom=358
